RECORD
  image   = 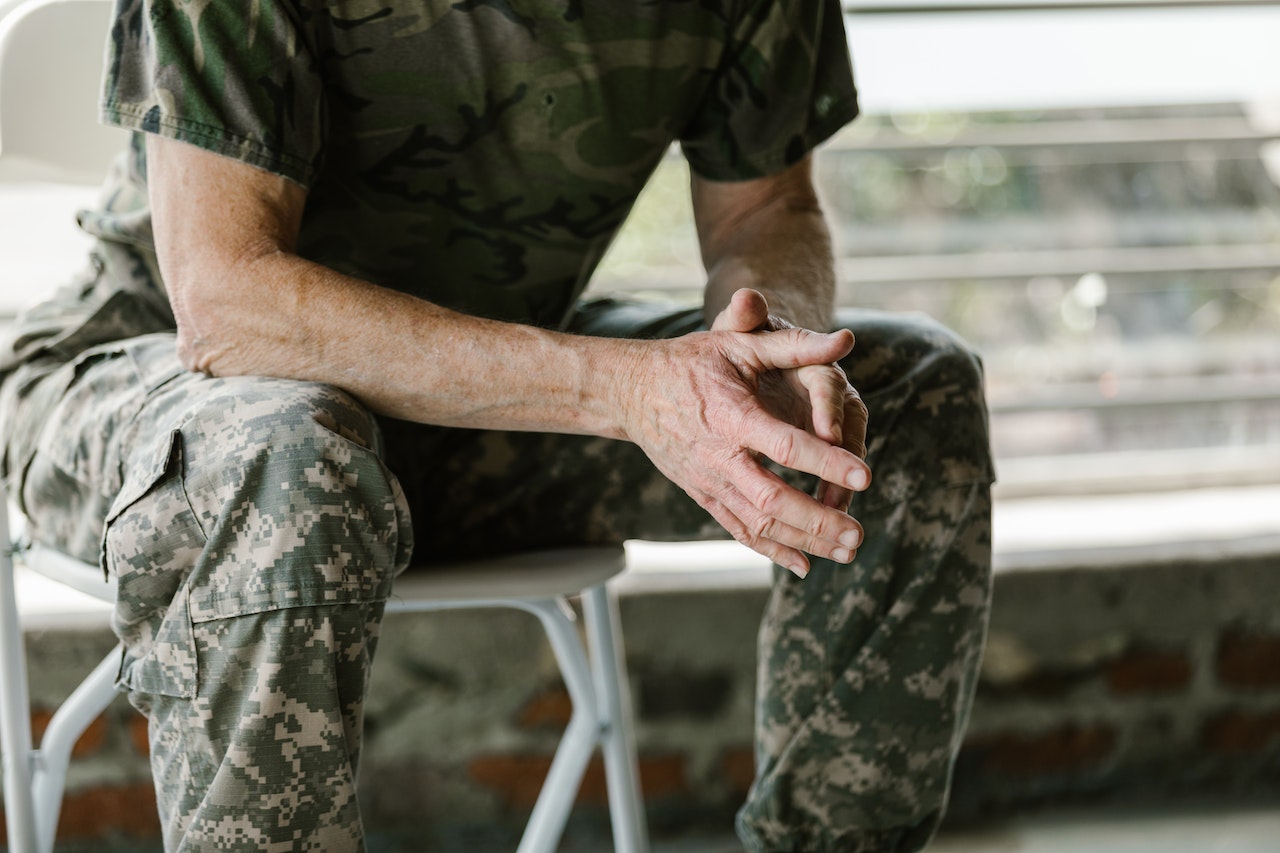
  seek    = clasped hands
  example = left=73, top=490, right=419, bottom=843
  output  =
left=619, top=288, right=870, bottom=578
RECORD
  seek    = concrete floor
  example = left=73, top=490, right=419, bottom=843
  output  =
left=652, top=802, right=1280, bottom=852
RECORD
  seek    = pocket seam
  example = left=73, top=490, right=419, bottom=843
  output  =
left=106, top=430, right=202, bottom=700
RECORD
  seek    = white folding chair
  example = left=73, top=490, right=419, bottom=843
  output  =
left=1, top=481, right=648, bottom=853
left=0, top=1, right=650, bottom=850
left=0, top=499, right=123, bottom=853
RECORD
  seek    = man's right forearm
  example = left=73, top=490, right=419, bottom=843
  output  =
left=173, top=245, right=642, bottom=438
left=150, top=135, right=643, bottom=438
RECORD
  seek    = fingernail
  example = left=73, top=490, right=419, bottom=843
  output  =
left=833, top=548, right=852, bottom=563
left=839, top=529, right=861, bottom=549
left=846, top=469, right=868, bottom=490
left=788, top=561, right=809, bottom=579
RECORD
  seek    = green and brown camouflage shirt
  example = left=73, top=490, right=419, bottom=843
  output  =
left=93, top=0, right=858, bottom=328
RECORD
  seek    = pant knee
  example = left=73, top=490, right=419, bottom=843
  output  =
left=176, top=377, right=389, bottom=514
left=109, top=375, right=411, bottom=631
left=109, top=376, right=410, bottom=711
left=838, top=311, right=994, bottom=496
left=186, top=380, right=407, bottom=595
left=839, top=311, right=986, bottom=406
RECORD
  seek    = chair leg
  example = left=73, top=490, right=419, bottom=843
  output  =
left=32, top=647, right=122, bottom=850
left=3, top=483, right=123, bottom=853
left=582, top=583, right=649, bottom=853
left=517, top=597, right=602, bottom=853
left=0, top=509, right=41, bottom=853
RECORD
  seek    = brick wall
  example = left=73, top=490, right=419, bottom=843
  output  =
left=0, top=630, right=159, bottom=851
left=953, top=550, right=1280, bottom=817
left=3, top=547, right=1278, bottom=851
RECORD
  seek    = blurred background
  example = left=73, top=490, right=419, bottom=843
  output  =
left=588, top=0, right=1280, bottom=499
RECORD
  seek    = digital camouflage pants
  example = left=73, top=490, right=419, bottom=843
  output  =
left=0, top=242, right=994, bottom=853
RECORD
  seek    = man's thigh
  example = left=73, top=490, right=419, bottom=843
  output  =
left=3, top=330, right=405, bottom=591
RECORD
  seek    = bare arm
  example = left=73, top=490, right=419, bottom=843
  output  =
left=694, top=156, right=835, bottom=332
left=150, top=136, right=870, bottom=573
left=150, top=136, right=626, bottom=435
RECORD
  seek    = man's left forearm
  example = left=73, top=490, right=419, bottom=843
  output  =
left=694, top=157, right=838, bottom=332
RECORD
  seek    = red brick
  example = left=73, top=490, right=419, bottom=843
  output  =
left=1105, top=646, right=1192, bottom=695
left=469, top=754, right=549, bottom=810
left=1217, top=631, right=1280, bottom=689
left=633, top=753, right=688, bottom=801
left=128, top=713, right=151, bottom=757
left=0, top=782, right=161, bottom=843
left=1202, top=709, right=1280, bottom=754
left=516, top=685, right=574, bottom=730
left=720, top=745, right=755, bottom=798
left=30, top=708, right=107, bottom=759
left=59, top=782, right=159, bottom=840
left=967, top=725, right=1118, bottom=777
left=468, top=752, right=688, bottom=811
left=996, top=669, right=1094, bottom=699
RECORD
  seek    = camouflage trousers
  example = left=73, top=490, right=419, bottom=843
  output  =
left=0, top=257, right=993, bottom=853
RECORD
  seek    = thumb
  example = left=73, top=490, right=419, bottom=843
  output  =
left=712, top=288, right=771, bottom=333
left=750, top=327, right=855, bottom=371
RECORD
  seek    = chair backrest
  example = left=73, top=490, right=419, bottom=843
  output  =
left=0, top=0, right=126, bottom=184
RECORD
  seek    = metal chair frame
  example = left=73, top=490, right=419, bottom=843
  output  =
left=0, top=475, right=649, bottom=852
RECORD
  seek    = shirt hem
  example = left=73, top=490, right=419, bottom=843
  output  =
left=101, top=102, right=314, bottom=188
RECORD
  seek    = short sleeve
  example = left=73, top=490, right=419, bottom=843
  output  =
left=679, top=0, right=858, bottom=182
left=100, top=0, right=325, bottom=186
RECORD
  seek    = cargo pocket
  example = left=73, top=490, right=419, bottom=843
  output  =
left=182, top=428, right=408, bottom=625
left=104, top=428, right=207, bottom=700
left=13, top=335, right=185, bottom=563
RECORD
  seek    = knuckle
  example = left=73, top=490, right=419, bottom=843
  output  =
left=710, top=505, right=753, bottom=546
left=749, top=512, right=775, bottom=541
left=754, top=481, right=786, bottom=515
left=818, top=454, right=845, bottom=485
left=806, top=513, right=832, bottom=541
left=768, top=430, right=797, bottom=463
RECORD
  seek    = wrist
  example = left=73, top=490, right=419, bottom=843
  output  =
left=569, top=335, right=656, bottom=441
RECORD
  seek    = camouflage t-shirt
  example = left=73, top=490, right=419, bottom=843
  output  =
left=93, top=0, right=858, bottom=328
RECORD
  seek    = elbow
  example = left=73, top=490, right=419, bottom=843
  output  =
left=173, top=322, right=218, bottom=375
left=167, top=247, right=301, bottom=378
left=172, top=298, right=230, bottom=376
left=168, top=266, right=249, bottom=377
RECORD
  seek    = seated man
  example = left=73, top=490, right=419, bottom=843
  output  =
left=0, top=1, right=994, bottom=850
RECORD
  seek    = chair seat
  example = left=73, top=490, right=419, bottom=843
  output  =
left=21, top=546, right=115, bottom=603
left=388, top=546, right=626, bottom=606
left=20, top=544, right=628, bottom=609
